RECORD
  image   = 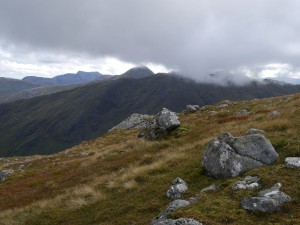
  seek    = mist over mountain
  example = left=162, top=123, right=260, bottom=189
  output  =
left=0, top=73, right=299, bottom=157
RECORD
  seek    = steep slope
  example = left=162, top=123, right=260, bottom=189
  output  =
left=0, top=75, right=299, bottom=157
left=0, top=93, right=299, bottom=225
left=22, top=71, right=108, bottom=86
left=0, top=77, right=39, bottom=98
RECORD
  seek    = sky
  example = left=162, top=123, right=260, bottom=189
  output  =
left=0, top=0, right=300, bottom=84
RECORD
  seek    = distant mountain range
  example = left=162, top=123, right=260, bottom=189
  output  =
left=265, top=77, right=300, bottom=85
left=0, top=69, right=299, bottom=157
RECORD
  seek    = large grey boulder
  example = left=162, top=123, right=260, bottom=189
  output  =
left=156, top=108, right=180, bottom=132
left=285, top=157, right=300, bottom=168
left=241, top=183, right=291, bottom=212
left=109, top=113, right=155, bottom=131
left=166, top=177, right=188, bottom=200
left=202, top=130, right=279, bottom=178
left=152, top=218, right=202, bottom=225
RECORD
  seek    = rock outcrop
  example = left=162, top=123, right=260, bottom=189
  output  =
left=156, top=108, right=180, bottom=131
left=285, top=157, right=300, bottom=168
left=202, top=130, right=279, bottom=178
left=186, top=105, right=200, bottom=113
left=241, top=183, right=291, bottom=212
left=0, top=169, right=14, bottom=182
left=232, top=176, right=260, bottom=190
left=166, top=177, right=188, bottom=200
left=109, top=114, right=155, bottom=131
left=152, top=218, right=202, bottom=225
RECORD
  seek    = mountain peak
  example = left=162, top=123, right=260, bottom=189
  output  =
left=121, top=66, right=155, bottom=79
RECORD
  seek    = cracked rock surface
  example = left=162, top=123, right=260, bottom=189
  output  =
left=202, top=130, right=278, bottom=178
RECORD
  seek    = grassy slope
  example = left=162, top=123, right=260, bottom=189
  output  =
left=0, top=93, right=299, bottom=225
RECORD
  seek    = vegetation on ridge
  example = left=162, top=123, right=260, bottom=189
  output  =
left=0, top=93, right=299, bottom=225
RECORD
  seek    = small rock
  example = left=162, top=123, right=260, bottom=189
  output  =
left=241, top=183, right=291, bottom=212
left=232, top=176, right=260, bottom=190
left=156, top=108, right=180, bottom=131
left=218, top=104, right=229, bottom=108
left=285, top=157, right=300, bottom=168
left=18, top=164, right=25, bottom=171
left=200, top=184, right=218, bottom=193
left=236, top=109, right=249, bottom=116
left=79, top=151, right=89, bottom=157
left=245, top=128, right=266, bottom=135
left=186, top=105, right=200, bottom=113
left=165, top=200, right=190, bottom=213
left=152, top=218, right=202, bottom=225
left=269, top=111, right=280, bottom=118
left=166, top=177, right=188, bottom=200
left=0, top=169, right=14, bottom=182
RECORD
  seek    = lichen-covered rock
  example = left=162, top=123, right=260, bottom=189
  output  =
left=152, top=218, right=202, bottom=225
left=232, top=176, right=260, bottom=190
left=165, top=200, right=190, bottom=213
left=285, top=157, right=300, bottom=168
left=109, top=113, right=155, bottom=131
left=186, top=105, right=200, bottom=113
left=156, top=108, right=180, bottom=131
left=241, top=183, right=291, bottom=212
left=166, top=177, right=188, bottom=200
left=202, top=131, right=278, bottom=178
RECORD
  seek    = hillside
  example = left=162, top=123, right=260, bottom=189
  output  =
left=0, top=77, right=39, bottom=99
left=0, top=93, right=299, bottom=225
left=0, top=74, right=300, bottom=157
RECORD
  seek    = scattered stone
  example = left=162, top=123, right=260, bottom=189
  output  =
left=245, top=128, right=266, bottom=135
left=269, top=111, right=280, bottom=118
left=232, top=176, right=260, bottom=190
left=79, top=151, right=89, bottom=157
left=165, top=200, right=190, bottom=213
left=285, top=157, right=300, bottom=169
left=18, top=164, right=25, bottom=171
left=241, top=183, right=291, bottom=212
left=218, top=104, right=229, bottom=108
left=166, top=177, right=188, bottom=200
left=200, top=184, right=218, bottom=193
left=156, top=108, right=180, bottom=132
left=202, top=130, right=279, bottom=178
left=0, top=169, right=14, bottom=182
left=110, top=113, right=156, bottom=131
left=186, top=105, right=200, bottom=113
left=152, top=218, right=202, bottom=225
left=236, top=109, right=249, bottom=116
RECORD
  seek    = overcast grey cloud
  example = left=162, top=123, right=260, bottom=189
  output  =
left=0, top=0, right=300, bottom=83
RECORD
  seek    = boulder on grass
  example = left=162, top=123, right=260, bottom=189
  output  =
left=202, top=130, right=279, bottom=178
left=285, top=157, right=300, bottom=169
left=156, top=108, right=180, bottom=131
left=166, top=177, right=188, bottom=200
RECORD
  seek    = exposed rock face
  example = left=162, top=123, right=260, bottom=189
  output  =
left=0, top=169, right=14, bottom=182
left=110, top=114, right=155, bottom=131
left=241, top=183, right=291, bottom=212
left=156, top=108, right=180, bottom=131
left=232, top=176, right=260, bottom=190
left=285, top=157, right=300, bottom=168
left=186, top=105, right=200, bottom=113
left=202, top=130, right=279, bottom=178
left=166, top=177, right=188, bottom=200
left=152, top=218, right=202, bottom=225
